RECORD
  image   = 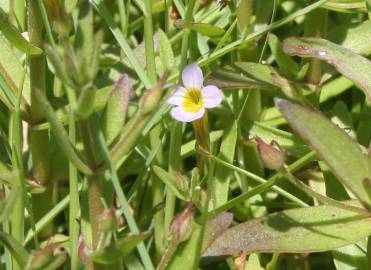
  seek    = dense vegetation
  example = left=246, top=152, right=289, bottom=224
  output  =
left=0, top=0, right=370, bottom=269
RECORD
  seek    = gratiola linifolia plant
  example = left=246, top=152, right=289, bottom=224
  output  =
left=0, top=1, right=370, bottom=270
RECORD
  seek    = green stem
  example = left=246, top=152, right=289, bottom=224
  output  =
left=150, top=124, right=166, bottom=257
left=192, top=159, right=215, bottom=269
left=208, top=153, right=309, bottom=207
left=367, top=236, right=371, bottom=270
left=118, top=0, right=128, bottom=35
left=164, top=122, right=182, bottom=249
left=303, top=8, right=328, bottom=85
left=144, top=0, right=157, bottom=84
left=165, top=0, right=174, bottom=33
left=179, top=0, right=196, bottom=71
left=69, top=112, right=80, bottom=270
left=28, top=0, right=50, bottom=185
left=10, top=69, right=26, bottom=270
left=28, top=0, right=53, bottom=240
left=202, top=151, right=316, bottom=220
left=97, top=133, right=155, bottom=270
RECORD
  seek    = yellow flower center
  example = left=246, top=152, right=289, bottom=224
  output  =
left=182, top=88, right=204, bottom=113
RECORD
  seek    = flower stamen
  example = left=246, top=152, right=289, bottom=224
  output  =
left=182, top=88, right=204, bottom=113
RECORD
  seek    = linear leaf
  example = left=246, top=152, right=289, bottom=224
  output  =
left=205, top=62, right=282, bottom=92
left=0, top=8, right=42, bottom=55
left=33, top=88, right=92, bottom=175
left=283, top=37, right=371, bottom=100
left=0, top=187, right=19, bottom=223
left=152, top=165, right=188, bottom=201
left=185, top=22, right=224, bottom=37
left=204, top=204, right=371, bottom=258
left=211, top=121, right=238, bottom=208
left=166, top=213, right=233, bottom=269
left=0, top=232, right=29, bottom=268
left=91, top=232, right=151, bottom=265
left=278, top=100, right=371, bottom=208
left=0, top=34, right=30, bottom=108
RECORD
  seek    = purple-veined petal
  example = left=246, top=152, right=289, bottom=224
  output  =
left=167, top=86, right=187, bottom=106
left=202, top=85, right=223, bottom=108
left=170, top=106, right=205, bottom=122
left=182, top=64, right=203, bottom=89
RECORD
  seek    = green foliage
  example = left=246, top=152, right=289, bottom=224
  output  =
left=0, top=0, right=370, bottom=270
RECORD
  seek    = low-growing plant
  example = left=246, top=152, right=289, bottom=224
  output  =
left=0, top=0, right=370, bottom=269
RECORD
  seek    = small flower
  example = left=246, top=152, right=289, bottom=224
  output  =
left=167, top=64, right=223, bottom=122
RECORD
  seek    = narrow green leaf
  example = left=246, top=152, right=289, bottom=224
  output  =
left=158, top=29, right=175, bottom=72
left=0, top=34, right=30, bottom=107
left=204, top=204, right=371, bottom=257
left=333, top=241, right=367, bottom=270
left=322, top=0, right=366, bottom=12
left=75, top=85, right=96, bottom=119
left=33, top=88, right=92, bottom=175
left=0, top=187, right=19, bottom=223
left=278, top=100, right=371, bottom=208
left=0, top=8, right=42, bottom=55
left=91, top=0, right=152, bottom=89
left=329, top=20, right=371, bottom=56
left=246, top=121, right=310, bottom=157
left=268, top=33, right=300, bottom=79
left=283, top=37, right=371, bottom=100
left=205, top=62, right=282, bottom=93
left=211, top=121, right=238, bottom=208
left=0, top=231, right=29, bottom=268
left=177, top=20, right=224, bottom=37
left=101, top=74, right=131, bottom=144
left=166, top=213, right=233, bottom=269
left=91, top=232, right=151, bottom=265
left=181, top=130, right=223, bottom=159
left=152, top=165, right=188, bottom=201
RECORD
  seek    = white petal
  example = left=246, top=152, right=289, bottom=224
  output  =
left=182, top=64, right=203, bottom=89
left=167, top=87, right=187, bottom=106
left=170, top=106, right=205, bottom=123
left=202, top=85, right=223, bottom=108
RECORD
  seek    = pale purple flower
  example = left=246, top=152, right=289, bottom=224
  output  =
left=167, top=64, right=223, bottom=122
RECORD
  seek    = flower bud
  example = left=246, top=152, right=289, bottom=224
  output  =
left=99, top=208, right=118, bottom=233
left=255, top=137, right=286, bottom=170
left=169, top=202, right=195, bottom=244
left=139, top=75, right=167, bottom=114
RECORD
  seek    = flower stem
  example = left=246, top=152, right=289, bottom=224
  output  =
left=193, top=113, right=210, bottom=176
left=304, top=8, right=328, bottom=86
left=144, top=0, right=157, bottom=85
left=164, top=122, right=182, bottom=249
left=69, top=112, right=80, bottom=270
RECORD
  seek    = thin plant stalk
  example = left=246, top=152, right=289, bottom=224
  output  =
left=97, top=133, right=155, bottom=270
left=303, top=8, right=328, bottom=85
left=10, top=68, right=26, bottom=270
left=144, top=0, right=157, bottom=85
left=164, top=122, right=182, bottom=248
left=28, top=0, right=53, bottom=240
left=69, top=112, right=80, bottom=270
